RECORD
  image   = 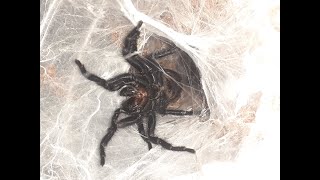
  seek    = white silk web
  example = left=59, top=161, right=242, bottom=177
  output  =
left=40, top=0, right=279, bottom=179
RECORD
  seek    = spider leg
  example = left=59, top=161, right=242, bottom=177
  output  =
left=163, top=109, right=193, bottom=116
left=116, top=114, right=142, bottom=128
left=149, top=136, right=195, bottom=153
left=75, top=60, right=149, bottom=91
left=120, top=21, right=161, bottom=73
left=75, top=59, right=107, bottom=85
left=147, top=112, right=195, bottom=153
left=127, top=56, right=156, bottom=74
left=122, top=21, right=143, bottom=56
left=154, top=89, right=191, bottom=116
left=147, top=112, right=156, bottom=136
left=108, top=74, right=150, bottom=90
left=125, top=55, right=165, bottom=87
left=155, top=92, right=170, bottom=115
left=100, top=108, right=121, bottom=166
left=137, top=121, right=152, bottom=150
left=121, top=21, right=167, bottom=86
left=127, top=46, right=178, bottom=76
left=163, top=69, right=183, bottom=102
left=147, top=46, right=178, bottom=60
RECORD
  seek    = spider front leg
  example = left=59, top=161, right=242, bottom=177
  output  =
left=75, top=59, right=108, bottom=87
left=122, top=21, right=143, bottom=56
left=75, top=60, right=149, bottom=91
left=147, top=112, right=195, bottom=153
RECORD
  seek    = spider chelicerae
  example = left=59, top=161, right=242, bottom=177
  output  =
left=75, top=21, right=195, bottom=166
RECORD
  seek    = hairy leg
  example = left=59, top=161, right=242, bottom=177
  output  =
left=147, top=46, right=178, bottom=60
left=127, top=55, right=163, bottom=85
left=75, top=60, right=149, bottom=91
left=146, top=112, right=195, bottom=153
left=116, top=114, right=142, bottom=128
left=147, top=112, right=156, bottom=137
left=122, top=21, right=143, bottom=56
left=162, top=109, right=193, bottom=116
left=100, top=108, right=121, bottom=166
left=120, top=21, right=165, bottom=85
left=137, top=121, right=152, bottom=150
left=148, top=136, right=195, bottom=153
left=163, top=69, right=183, bottom=102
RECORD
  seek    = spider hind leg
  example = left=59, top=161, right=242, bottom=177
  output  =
left=149, top=136, right=195, bottom=153
left=163, top=109, right=193, bottom=116
left=137, top=122, right=152, bottom=150
left=100, top=108, right=121, bottom=166
left=147, top=112, right=195, bottom=153
left=148, top=46, right=178, bottom=60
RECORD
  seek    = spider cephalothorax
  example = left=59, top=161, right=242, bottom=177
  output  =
left=75, top=21, right=195, bottom=166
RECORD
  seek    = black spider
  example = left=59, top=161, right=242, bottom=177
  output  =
left=75, top=21, right=195, bottom=167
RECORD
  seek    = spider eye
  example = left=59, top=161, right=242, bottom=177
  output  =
left=120, top=86, right=136, bottom=96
